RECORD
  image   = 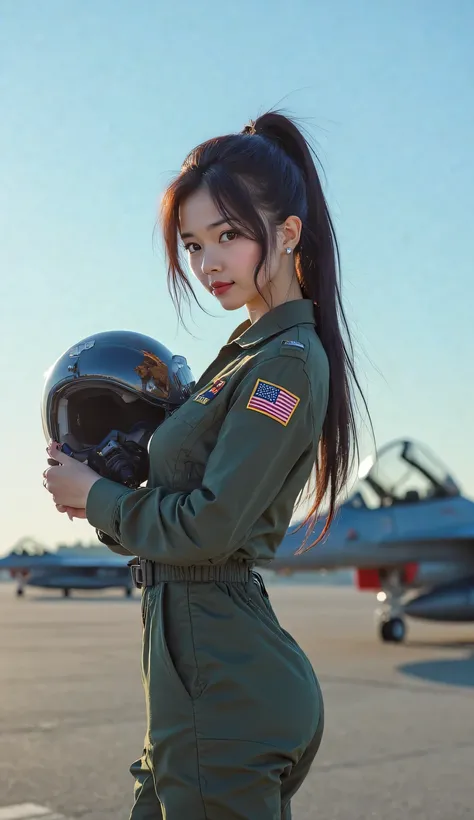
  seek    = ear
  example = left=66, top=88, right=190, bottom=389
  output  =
left=277, top=215, right=302, bottom=253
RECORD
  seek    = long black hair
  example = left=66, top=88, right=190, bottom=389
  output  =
left=160, top=111, right=368, bottom=548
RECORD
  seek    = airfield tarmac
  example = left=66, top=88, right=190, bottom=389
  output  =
left=1, top=581, right=473, bottom=820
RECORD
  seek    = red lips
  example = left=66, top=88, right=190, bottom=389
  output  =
left=211, top=281, right=234, bottom=296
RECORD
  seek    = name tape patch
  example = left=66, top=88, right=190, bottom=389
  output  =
left=247, top=379, right=300, bottom=426
left=193, top=378, right=226, bottom=405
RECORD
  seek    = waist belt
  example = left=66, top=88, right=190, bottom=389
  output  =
left=129, top=557, right=253, bottom=588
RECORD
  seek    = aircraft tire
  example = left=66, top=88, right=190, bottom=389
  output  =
left=16, top=587, right=24, bottom=597
left=379, top=617, right=406, bottom=643
left=63, top=588, right=70, bottom=598
left=125, top=587, right=132, bottom=598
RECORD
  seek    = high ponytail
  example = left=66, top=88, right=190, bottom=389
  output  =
left=161, top=110, right=370, bottom=549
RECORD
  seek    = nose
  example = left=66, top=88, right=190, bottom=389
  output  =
left=201, top=247, right=223, bottom=276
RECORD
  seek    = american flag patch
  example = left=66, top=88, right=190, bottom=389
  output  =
left=246, top=379, right=300, bottom=426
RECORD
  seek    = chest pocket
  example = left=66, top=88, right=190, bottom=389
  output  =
left=149, top=396, right=223, bottom=490
left=178, top=399, right=225, bottom=488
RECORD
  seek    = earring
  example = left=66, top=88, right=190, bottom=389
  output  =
left=285, top=247, right=292, bottom=255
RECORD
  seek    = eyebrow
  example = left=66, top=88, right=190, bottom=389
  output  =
left=180, top=218, right=229, bottom=240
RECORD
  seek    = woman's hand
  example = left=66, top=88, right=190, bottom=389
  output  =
left=55, top=505, right=87, bottom=521
left=43, top=442, right=101, bottom=513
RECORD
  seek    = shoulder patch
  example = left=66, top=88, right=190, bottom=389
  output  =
left=281, top=339, right=305, bottom=349
left=246, top=378, right=300, bottom=426
left=193, top=377, right=226, bottom=405
left=279, top=339, right=307, bottom=360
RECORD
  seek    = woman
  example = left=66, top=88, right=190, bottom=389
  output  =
left=44, top=112, right=364, bottom=819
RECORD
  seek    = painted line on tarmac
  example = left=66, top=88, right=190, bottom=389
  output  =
left=0, top=805, right=70, bottom=820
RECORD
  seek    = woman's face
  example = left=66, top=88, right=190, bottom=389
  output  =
left=179, top=186, right=279, bottom=313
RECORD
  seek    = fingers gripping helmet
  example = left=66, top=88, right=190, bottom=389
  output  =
left=42, top=330, right=195, bottom=488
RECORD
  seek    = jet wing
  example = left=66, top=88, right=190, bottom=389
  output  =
left=0, top=553, right=131, bottom=570
left=46, top=555, right=132, bottom=567
left=379, top=523, right=474, bottom=546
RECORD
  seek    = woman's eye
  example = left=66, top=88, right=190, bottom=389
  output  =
left=184, top=242, right=201, bottom=254
left=220, top=230, right=239, bottom=243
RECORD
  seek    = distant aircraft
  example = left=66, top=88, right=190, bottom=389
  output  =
left=0, top=542, right=133, bottom=598
left=264, top=439, right=474, bottom=642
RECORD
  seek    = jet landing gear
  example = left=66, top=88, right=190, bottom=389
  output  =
left=379, top=616, right=406, bottom=643
left=15, top=574, right=27, bottom=597
left=375, top=569, right=407, bottom=643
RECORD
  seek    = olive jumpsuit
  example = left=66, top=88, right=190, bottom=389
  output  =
left=86, top=298, right=329, bottom=820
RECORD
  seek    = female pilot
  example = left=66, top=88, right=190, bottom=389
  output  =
left=44, top=111, right=365, bottom=819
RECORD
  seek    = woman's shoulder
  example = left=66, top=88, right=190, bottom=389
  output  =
left=225, top=327, right=329, bottom=427
left=258, top=325, right=330, bottom=389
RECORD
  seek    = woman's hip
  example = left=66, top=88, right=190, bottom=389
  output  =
left=140, top=578, right=322, bottom=753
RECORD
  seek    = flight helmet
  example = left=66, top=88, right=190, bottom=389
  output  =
left=41, top=330, right=195, bottom=488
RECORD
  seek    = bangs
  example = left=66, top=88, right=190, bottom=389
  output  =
left=201, top=168, right=270, bottom=246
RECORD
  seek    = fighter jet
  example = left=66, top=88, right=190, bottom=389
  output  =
left=0, top=542, right=133, bottom=598
left=264, top=439, right=474, bottom=643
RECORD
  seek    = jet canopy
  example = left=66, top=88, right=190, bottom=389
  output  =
left=349, top=439, right=461, bottom=509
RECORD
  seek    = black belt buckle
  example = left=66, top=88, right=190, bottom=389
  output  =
left=129, top=559, right=143, bottom=589
left=129, top=558, right=155, bottom=588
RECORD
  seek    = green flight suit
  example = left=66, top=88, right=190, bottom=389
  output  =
left=86, top=299, right=329, bottom=820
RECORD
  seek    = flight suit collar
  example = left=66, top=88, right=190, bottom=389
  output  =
left=227, top=299, right=316, bottom=349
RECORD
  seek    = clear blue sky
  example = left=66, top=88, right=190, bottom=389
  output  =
left=1, top=0, right=473, bottom=554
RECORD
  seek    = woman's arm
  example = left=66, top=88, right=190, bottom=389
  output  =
left=86, top=355, right=326, bottom=565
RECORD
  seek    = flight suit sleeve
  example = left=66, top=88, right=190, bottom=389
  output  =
left=85, top=355, right=322, bottom=565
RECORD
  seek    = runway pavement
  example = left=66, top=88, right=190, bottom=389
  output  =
left=1, top=581, right=473, bottom=819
